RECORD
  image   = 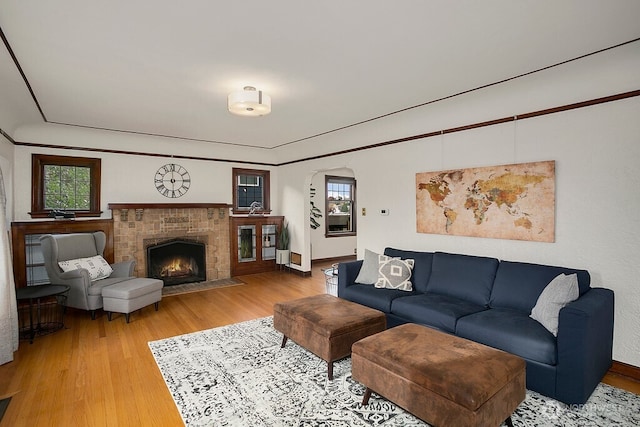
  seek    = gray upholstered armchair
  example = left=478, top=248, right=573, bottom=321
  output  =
left=40, top=232, right=136, bottom=319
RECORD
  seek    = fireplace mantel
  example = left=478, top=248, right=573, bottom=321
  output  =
left=108, top=203, right=231, bottom=210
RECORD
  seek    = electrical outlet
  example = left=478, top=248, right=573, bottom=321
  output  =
left=380, top=209, right=389, bottom=216
left=362, top=207, right=366, bottom=216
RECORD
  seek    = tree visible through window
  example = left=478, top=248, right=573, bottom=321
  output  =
left=44, top=164, right=91, bottom=210
left=326, top=175, right=356, bottom=236
left=31, top=154, right=102, bottom=218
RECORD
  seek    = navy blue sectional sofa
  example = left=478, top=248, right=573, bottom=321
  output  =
left=338, top=248, right=615, bottom=404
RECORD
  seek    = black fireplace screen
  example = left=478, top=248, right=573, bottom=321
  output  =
left=146, top=239, right=206, bottom=286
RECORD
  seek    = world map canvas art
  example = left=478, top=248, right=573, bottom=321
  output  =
left=416, top=160, right=555, bottom=242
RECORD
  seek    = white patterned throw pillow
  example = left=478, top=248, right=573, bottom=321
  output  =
left=375, top=254, right=414, bottom=291
left=59, top=255, right=113, bottom=281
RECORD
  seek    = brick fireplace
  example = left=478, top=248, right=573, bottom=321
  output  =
left=108, top=203, right=231, bottom=282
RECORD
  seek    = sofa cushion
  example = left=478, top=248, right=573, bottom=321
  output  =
left=391, top=294, right=487, bottom=333
left=340, top=284, right=411, bottom=313
left=355, top=249, right=381, bottom=284
left=490, top=261, right=590, bottom=313
left=530, top=273, right=579, bottom=336
left=384, top=248, right=434, bottom=293
left=456, top=308, right=557, bottom=365
left=375, top=256, right=414, bottom=291
left=426, top=252, right=498, bottom=307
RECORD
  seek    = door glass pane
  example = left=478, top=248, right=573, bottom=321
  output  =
left=262, top=224, right=276, bottom=260
left=238, top=225, right=256, bottom=262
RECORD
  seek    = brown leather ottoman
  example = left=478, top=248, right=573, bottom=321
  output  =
left=273, top=294, right=386, bottom=380
left=352, top=323, right=526, bottom=427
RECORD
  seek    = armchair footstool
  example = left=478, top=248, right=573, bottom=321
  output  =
left=102, top=278, right=163, bottom=323
left=352, top=323, right=526, bottom=427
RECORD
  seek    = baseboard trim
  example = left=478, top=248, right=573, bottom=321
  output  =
left=279, top=265, right=311, bottom=277
left=609, top=360, right=640, bottom=383
left=311, top=255, right=357, bottom=265
left=283, top=255, right=356, bottom=278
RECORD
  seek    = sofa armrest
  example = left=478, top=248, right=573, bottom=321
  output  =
left=338, top=260, right=363, bottom=297
left=556, top=287, right=614, bottom=404
left=111, top=260, right=137, bottom=277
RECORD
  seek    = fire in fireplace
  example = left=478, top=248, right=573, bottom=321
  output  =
left=146, top=239, right=206, bottom=286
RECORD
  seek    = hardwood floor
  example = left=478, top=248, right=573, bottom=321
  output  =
left=1, top=260, right=638, bottom=426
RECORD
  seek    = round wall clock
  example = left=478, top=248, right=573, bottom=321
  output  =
left=154, top=163, right=191, bottom=198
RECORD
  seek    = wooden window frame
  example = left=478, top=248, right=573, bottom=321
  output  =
left=325, top=175, right=356, bottom=238
left=30, top=154, right=102, bottom=218
left=232, top=168, right=271, bottom=215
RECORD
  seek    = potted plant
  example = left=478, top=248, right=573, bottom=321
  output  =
left=276, top=221, right=290, bottom=265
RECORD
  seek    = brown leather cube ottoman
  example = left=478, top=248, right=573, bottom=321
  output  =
left=352, top=323, right=526, bottom=427
left=273, top=294, right=386, bottom=380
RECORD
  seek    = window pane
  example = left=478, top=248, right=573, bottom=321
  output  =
left=60, top=180, right=75, bottom=195
left=44, top=165, right=60, bottom=181
left=44, top=194, right=63, bottom=209
left=75, top=167, right=90, bottom=181
left=75, top=195, right=90, bottom=210
left=60, top=166, right=75, bottom=181
left=238, top=175, right=260, bottom=186
left=76, top=180, right=90, bottom=195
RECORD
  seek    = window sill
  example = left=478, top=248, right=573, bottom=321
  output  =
left=325, top=232, right=357, bottom=238
left=231, top=209, right=272, bottom=216
left=29, top=211, right=104, bottom=219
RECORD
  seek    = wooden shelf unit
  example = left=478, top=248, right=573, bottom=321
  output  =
left=230, top=216, right=284, bottom=276
left=11, top=219, right=114, bottom=288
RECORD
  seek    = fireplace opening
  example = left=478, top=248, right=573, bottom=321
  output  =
left=147, top=239, right=206, bottom=286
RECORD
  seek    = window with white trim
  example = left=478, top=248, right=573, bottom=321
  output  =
left=325, top=175, right=356, bottom=237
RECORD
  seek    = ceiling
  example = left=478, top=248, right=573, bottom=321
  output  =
left=1, top=1, right=639, bottom=151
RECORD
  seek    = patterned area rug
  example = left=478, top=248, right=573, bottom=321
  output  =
left=162, top=278, right=245, bottom=296
left=148, top=317, right=640, bottom=426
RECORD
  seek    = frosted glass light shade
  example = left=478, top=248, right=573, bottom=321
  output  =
left=228, top=86, right=271, bottom=116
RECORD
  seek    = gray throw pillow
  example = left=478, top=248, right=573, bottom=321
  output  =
left=355, top=249, right=381, bottom=284
left=530, top=273, right=579, bottom=336
left=375, top=255, right=415, bottom=291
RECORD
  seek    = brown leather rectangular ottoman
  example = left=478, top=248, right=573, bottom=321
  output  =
left=352, top=323, right=526, bottom=427
left=273, top=294, right=386, bottom=380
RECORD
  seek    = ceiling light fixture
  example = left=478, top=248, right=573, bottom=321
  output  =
left=227, top=86, right=271, bottom=116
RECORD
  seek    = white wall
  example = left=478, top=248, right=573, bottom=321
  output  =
left=11, top=135, right=280, bottom=221
left=277, top=42, right=640, bottom=367
left=13, top=122, right=278, bottom=165
left=279, top=98, right=640, bottom=367
left=309, top=168, right=357, bottom=260
left=0, top=135, right=14, bottom=225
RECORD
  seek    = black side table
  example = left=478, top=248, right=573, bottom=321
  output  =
left=16, top=284, right=70, bottom=344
